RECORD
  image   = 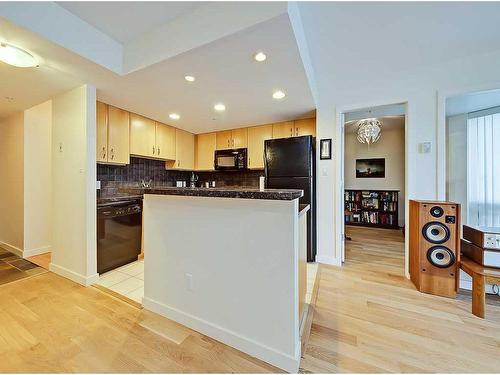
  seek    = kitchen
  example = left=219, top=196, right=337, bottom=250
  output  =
left=94, top=99, right=316, bottom=372
left=0, top=7, right=317, bottom=372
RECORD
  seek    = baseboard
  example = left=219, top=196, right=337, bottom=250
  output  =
left=49, top=263, right=99, bottom=286
left=315, top=254, right=340, bottom=266
left=143, top=296, right=300, bottom=373
left=0, top=241, right=23, bottom=257
left=23, top=245, right=51, bottom=258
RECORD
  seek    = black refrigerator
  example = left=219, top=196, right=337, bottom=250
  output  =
left=264, top=136, right=316, bottom=262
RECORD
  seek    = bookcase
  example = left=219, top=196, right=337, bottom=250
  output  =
left=344, top=189, right=399, bottom=229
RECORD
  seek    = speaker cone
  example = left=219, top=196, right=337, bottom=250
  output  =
left=427, top=246, right=455, bottom=268
left=422, top=222, right=450, bottom=244
left=430, top=206, right=444, bottom=218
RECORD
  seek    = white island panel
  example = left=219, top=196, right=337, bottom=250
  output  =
left=142, top=194, right=301, bottom=372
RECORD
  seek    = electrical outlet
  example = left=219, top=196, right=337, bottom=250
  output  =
left=185, top=273, right=194, bottom=291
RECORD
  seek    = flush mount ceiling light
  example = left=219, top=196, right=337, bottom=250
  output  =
left=169, top=113, right=180, bottom=120
left=214, top=103, right=226, bottom=112
left=272, top=90, right=286, bottom=100
left=0, top=43, right=37, bottom=68
left=356, top=118, right=382, bottom=144
left=254, top=52, right=267, bottom=62
left=184, top=75, right=195, bottom=82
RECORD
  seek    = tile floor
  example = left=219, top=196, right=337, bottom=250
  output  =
left=95, top=260, right=144, bottom=303
left=0, top=247, right=47, bottom=285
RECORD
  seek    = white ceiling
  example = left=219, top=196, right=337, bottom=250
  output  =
left=294, top=2, right=500, bottom=102
left=0, top=9, right=315, bottom=132
left=57, top=2, right=204, bottom=43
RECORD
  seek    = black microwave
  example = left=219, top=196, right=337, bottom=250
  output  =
left=214, top=148, right=247, bottom=170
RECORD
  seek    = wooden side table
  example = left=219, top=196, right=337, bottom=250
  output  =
left=460, top=257, right=500, bottom=318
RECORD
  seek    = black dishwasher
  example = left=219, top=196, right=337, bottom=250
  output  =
left=97, top=198, right=142, bottom=274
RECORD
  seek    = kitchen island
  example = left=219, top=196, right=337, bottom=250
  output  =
left=123, top=187, right=307, bottom=372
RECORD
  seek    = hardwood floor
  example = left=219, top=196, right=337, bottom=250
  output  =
left=300, top=226, right=500, bottom=373
left=0, top=272, right=280, bottom=373
left=3, top=228, right=500, bottom=373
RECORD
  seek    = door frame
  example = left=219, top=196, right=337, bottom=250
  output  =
left=336, top=100, right=409, bottom=277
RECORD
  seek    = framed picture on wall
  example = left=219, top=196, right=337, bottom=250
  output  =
left=320, top=139, right=332, bottom=160
left=356, top=158, right=385, bottom=178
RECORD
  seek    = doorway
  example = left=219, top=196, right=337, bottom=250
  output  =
left=340, top=103, right=407, bottom=274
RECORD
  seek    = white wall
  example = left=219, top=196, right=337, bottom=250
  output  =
left=143, top=195, right=301, bottom=372
left=23, top=100, right=52, bottom=256
left=345, top=126, right=405, bottom=226
left=446, top=114, right=468, bottom=224
left=50, top=85, right=97, bottom=286
left=291, top=2, right=500, bottom=269
left=0, top=112, right=24, bottom=255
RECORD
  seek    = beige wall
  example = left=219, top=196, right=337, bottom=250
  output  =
left=50, top=85, right=97, bottom=285
left=0, top=112, right=25, bottom=254
left=344, top=125, right=405, bottom=226
left=24, top=100, right=52, bottom=256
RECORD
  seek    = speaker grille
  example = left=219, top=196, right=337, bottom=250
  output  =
left=422, top=222, right=450, bottom=244
left=426, top=246, right=455, bottom=268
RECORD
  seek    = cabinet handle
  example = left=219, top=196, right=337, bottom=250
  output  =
left=290, top=128, right=293, bottom=137
left=153, top=146, right=155, bottom=155
left=227, top=139, right=230, bottom=147
left=101, top=146, right=106, bottom=159
left=232, top=139, right=234, bottom=147
left=157, top=147, right=160, bottom=155
left=296, top=127, right=299, bottom=136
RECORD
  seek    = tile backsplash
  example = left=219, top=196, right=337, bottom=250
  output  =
left=97, top=157, right=264, bottom=197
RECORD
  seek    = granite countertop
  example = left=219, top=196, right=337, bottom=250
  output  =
left=97, top=194, right=144, bottom=206
left=119, top=187, right=303, bottom=201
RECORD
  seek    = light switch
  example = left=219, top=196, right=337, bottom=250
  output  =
left=96, top=181, right=101, bottom=190
left=419, top=142, right=431, bottom=154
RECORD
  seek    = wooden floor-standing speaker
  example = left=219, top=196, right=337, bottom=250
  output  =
left=409, top=200, right=461, bottom=298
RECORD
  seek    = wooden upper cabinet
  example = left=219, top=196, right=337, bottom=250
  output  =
left=216, top=130, right=232, bottom=150
left=247, top=124, right=272, bottom=169
left=294, top=118, right=316, bottom=137
left=216, top=129, right=247, bottom=149
left=172, top=128, right=194, bottom=170
left=130, top=113, right=156, bottom=158
left=272, top=121, right=294, bottom=139
left=231, top=128, right=247, bottom=148
left=155, top=122, right=176, bottom=160
left=96, top=101, right=108, bottom=163
left=196, top=133, right=216, bottom=171
left=107, top=105, right=130, bottom=164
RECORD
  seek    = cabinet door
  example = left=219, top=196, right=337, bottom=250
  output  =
left=295, top=118, right=316, bottom=137
left=231, top=128, right=247, bottom=148
left=216, top=130, right=232, bottom=150
left=196, top=132, right=216, bottom=171
left=155, top=122, right=176, bottom=160
left=272, top=121, right=294, bottom=139
left=130, top=114, right=156, bottom=158
left=247, top=124, right=272, bottom=169
left=96, top=101, right=108, bottom=162
left=108, top=105, right=130, bottom=164
left=174, top=129, right=195, bottom=170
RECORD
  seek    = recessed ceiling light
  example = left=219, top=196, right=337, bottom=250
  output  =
left=0, top=43, right=37, bottom=68
left=254, top=52, right=267, bottom=62
left=184, top=75, right=195, bottom=82
left=214, top=103, right=226, bottom=112
left=169, top=113, right=180, bottom=120
left=272, top=90, right=286, bottom=100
